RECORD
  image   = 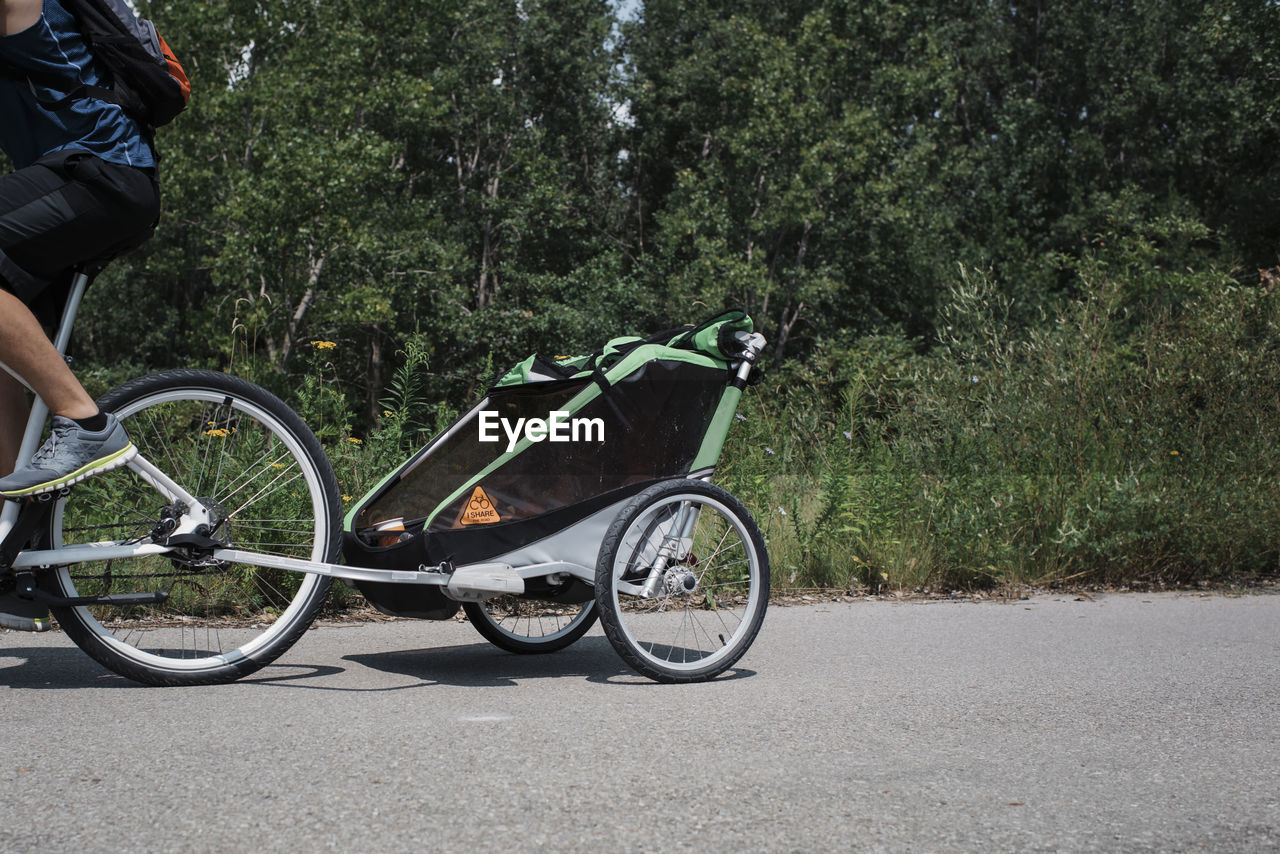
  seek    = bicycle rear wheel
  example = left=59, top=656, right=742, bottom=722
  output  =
left=41, top=369, right=341, bottom=686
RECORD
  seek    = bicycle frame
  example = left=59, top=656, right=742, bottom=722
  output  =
left=0, top=271, right=91, bottom=545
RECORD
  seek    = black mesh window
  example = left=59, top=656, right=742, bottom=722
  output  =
left=353, top=359, right=728, bottom=536
left=426, top=359, right=727, bottom=532
left=354, top=378, right=589, bottom=530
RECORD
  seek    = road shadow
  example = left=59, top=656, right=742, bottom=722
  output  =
left=341, top=635, right=756, bottom=688
left=0, top=644, right=139, bottom=690
left=343, top=636, right=627, bottom=687
left=1, top=635, right=757, bottom=691
left=235, top=663, right=348, bottom=685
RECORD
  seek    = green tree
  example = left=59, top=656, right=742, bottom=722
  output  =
left=53, top=0, right=1280, bottom=415
left=621, top=1, right=975, bottom=358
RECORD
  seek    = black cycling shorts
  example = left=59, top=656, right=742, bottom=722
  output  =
left=0, top=148, right=159, bottom=323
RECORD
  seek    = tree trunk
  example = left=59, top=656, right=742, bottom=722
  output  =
left=366, top=325, right=383, bottom=426
left=774, top=301, right=804, bottom=364
left=278, top=249, right=326, bottom=370
left=477, top=174, right=501, bottom=308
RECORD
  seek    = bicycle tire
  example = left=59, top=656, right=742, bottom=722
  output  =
left=463, top=596, right=597, bottom=654
left=594, top=479, right=769, bottom=683
left=40, top=369, right=341, bottom=686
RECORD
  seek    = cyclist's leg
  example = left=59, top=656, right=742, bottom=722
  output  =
left=0, top=156, right=126, bottom=419
left=0, top=355, right=37, bottom=625
left=0, top=368, right=29, bottom=477
left=0, top=289, right=129, bottom=497
left=0, top=152, right=158, bottom=495
left=0, top=288, right=98, bottom=421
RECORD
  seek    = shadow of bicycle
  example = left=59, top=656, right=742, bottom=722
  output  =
left=1, top=634, right=755, bottom=690
left=0, top=640, right=349, bottom=689
left=0, top=643, right=135, bottom=689
left=339, top=636, right=755, bottom=689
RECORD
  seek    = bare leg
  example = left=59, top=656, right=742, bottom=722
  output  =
left=0, top=368, right=28, bottom=477
left=0, top=290, right=98, bottom=440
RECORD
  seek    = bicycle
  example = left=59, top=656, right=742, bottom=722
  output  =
left=0, top=267, right=345, bottom=685
left=1, top=271, right=770, bottom=685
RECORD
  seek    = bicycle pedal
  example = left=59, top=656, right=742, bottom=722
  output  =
left=166, top=531, right=224, bottom=550
left=29, top=487, right=71, bottom=504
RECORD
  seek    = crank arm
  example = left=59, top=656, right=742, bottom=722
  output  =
left=28, top=588, right=170, bottom=608
left=9, top=571, right=169, bottom=608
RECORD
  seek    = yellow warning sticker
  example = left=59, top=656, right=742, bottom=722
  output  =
left=459, top=485, right=501, bottom=525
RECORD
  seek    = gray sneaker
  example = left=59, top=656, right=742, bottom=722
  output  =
left=0, top=586, right=51, bottom=632
left=0, top=414, right=136, bottom=498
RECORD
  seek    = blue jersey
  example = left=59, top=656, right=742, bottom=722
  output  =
left=0, top=0, right=155, bottom=170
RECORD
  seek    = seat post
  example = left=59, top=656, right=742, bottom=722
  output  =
left=0, top=269, right=94, bottom=537
left=51, top=269, right=92, bottom=357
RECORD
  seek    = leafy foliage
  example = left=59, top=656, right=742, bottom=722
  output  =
left=9, top=0, right=1278, bottom=588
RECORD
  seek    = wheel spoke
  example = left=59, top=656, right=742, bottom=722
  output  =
left=45, top=371, right=338, bottom=685
left=597, top=482, right=769, bottom=682
left=464, top=594, right=597, bottom=653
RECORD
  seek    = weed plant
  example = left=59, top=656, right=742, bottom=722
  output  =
left=721, top=218, right=1280, bottom=591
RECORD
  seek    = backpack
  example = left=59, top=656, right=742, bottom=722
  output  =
left=27, top=0, right=191, bottom=130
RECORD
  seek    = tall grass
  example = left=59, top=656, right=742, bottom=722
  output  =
left=263, top=214, right=1280, bottom=595
left=719, top=228, right=1280, bottom=590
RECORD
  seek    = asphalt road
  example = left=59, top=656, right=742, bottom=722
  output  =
left=1, top=592, right=1277, bottom=853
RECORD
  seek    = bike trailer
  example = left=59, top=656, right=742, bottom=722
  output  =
left=343, top=309, right=756, bottom=619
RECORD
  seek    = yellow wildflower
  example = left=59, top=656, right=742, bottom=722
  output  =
left=312, top=340, right=337, bottom=351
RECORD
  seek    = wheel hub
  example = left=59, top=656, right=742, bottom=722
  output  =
left=163, top=498, right=231, bottom=567
left=664, top=570, right=699, bottom=597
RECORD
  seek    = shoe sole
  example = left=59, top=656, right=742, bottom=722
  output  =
left=0, top=613, right=52, bottom=632
left=0, top=444, right=138, bottom=498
